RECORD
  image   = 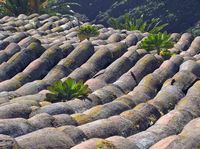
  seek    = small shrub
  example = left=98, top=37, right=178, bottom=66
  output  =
left=139, top=32, right=174, bottom=55
left=45, top=78, right=91, bottom=103
left=77, top=24, right=100, bottom=41
left=108, top=13, right=168, bottom=34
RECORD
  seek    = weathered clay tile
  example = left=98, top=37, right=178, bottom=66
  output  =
left=106, top=136, right=139, bottom=149
left=30, top=102, right=74, bottom=116
left=0, top=103, right=31, bottom=119
left=150, top=118, right=200, bottom=149
left=78, top=119, right=119, bottom=138
left=28, top=113, right=55, bottom=129
left=0, top=14, right=199, bottom=148
left=0, top=118, right=35, bottom=137
left=53, top=114, right=78, bottom=127
left=58, top=125, right=87, bottom=144
left=16, top=128, right=75, bottom=149
left=0, top=134, right=20, bottom=149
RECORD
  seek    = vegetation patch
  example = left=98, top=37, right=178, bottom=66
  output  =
left=0, top=0, right=78, bottom=17
left=108, top=13, right=168, bottom=34
left=77, top=24, right=100, bottom=41
left=45, top=78, right=91, bottom=103
left=139, top=32, right=174, bottom=56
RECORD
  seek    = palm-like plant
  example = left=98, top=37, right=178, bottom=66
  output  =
left=39, top=0, right=79, bottom=17
left=0, top=0, right=78, bottom=16
left=77, top=24, right=100, bottom=41
left=108, top=13, right=168, bottom=34
left=45, top=78, right=91, bottom=103
left=0, top=0, right=30, bottom=16
left=139, top=32, right=174, bottom=55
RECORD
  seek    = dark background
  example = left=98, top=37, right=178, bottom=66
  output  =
left=65, top=0, right=200, bottom=34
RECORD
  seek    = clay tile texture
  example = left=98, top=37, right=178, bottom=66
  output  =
left=0, top=14, right=200, bottom=149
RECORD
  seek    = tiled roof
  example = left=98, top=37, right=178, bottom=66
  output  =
left=0, top=14, right=200, bottom=149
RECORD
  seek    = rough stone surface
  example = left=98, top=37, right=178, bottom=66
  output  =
left=0, top=14, right=199, bottom=149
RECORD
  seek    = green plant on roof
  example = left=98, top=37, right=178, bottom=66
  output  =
left=108, top=13, right=168, bottom=34
left=139, top=32, right=174, bottom=55
left=77, top=24, right=100, bottom=41
left=45, top=78, right=91, bottom=103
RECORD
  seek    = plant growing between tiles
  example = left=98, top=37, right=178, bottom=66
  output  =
left=45, top=78, right=91, bottom=103
left=139, top=32, right=175, bottom=56
left=77, top=24, right=100, bottom=41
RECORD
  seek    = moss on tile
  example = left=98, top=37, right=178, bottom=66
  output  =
left=39, top=101, right=52, bottom=107
left=96, top=139, right=115, bottom=149
left=71, top=113, right=93, bottom=125
left=62, top=58, right=75, bottom=67
left=84, top=105, right=103, bottom=118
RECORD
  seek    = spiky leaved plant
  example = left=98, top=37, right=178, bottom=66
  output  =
left=39, top=0, right=79, bottom=17
left=45, top=78, right=91, bottom=103
left=0, top=0, right=78, bottom=17
left=139, top=32, right=174, bottom=55
left=108, top=13, right=168, bottom=34
left=77, top=24, right=100, bottom=41
left=0, top=0, right=30, bottom=16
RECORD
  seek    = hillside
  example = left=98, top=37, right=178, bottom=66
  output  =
left=68, top=0, right=200, bottom=34
left=0, top=14, right=200, bottom=149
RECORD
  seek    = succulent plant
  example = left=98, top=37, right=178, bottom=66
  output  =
left=77, top=24, right=100, bottom=41
left=139, top=32, right=174, bottom=55
left=45, top=78, right=91, bottom=103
